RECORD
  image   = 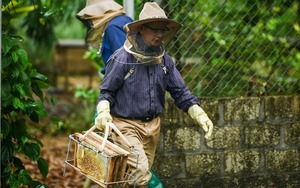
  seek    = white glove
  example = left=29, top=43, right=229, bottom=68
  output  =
left=94, top=100, right=112, bottom=131
left=188, top=105, right=213, bottom=139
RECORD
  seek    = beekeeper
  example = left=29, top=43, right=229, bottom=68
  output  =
left=94, top=2, right=213, bottom=187
left=76, top=0, right=133, bottom=74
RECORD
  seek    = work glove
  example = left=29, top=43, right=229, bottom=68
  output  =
left=188, top=105, right=213, bottom=139
left=94, top=100, right=112, bottom=131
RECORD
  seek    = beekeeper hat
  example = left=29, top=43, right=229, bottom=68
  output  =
left=124, top=2, right=182, bottom=33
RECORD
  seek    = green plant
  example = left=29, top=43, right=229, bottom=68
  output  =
left=83, top=46, right=104, bottom=71
left=74, top=85, right=99, bottom=125
left=1, top=32, right=50, bottom=187
left=0, top=0, right=62, bottom=186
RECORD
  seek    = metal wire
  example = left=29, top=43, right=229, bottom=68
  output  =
left=135, top=0, right=300, bottom=97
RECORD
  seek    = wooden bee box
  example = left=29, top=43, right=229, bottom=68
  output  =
left=65, top=125, right=138, bottom=188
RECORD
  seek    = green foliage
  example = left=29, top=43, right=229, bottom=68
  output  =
left=83, top=46, right=104, bottom=71
left=73, top=85, right=99, bottom=128
left=1, top=31, right=49, bottom=187
left=158, top=0, right=300, bottom=96
left=74, top=85, right=99, bottom=104
left=3, top=0, right=85, bottom=48
left=1, top=0, right=57, bottom=187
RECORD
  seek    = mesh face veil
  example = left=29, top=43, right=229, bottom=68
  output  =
left=122, top=2, right=182, bottom=65
left=123, top=23, right=180, bottom=65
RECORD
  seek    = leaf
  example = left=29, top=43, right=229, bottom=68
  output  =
left=25, top=101, right=47, bottom=118
left=0, top=119, right=11, bottom=138
left=21, top=136, right=29, bottom=145
left=13, top=97, right=25, bottom=111
left=2, top=94, right=13, bottom=108
left=50, top=96, right=58, bottom=105
left=12, top=66, right=20, bottom=78
left=293, top=23, right=300, bottom=34
left=13, top=119, right=28, bottom=142
left=1, top=139, right=15, bottom=163
left=16, top=48, right=28, bottom=63
left=20, top=72, right=33, bottom=98
left=32, top=137, right=43, bottom=147
left=1, top=81, right=12, bottom=97
left=15, top=84, right=26, bottom=96
left=1, top=56, right=13, bottom=69
left=38, top=157, right=49, bottom=178
left=31, top=83, right=43, bottom=100
left=33, top=73, right=48, bottom=81
left=13, top=156, right=25, bottom=170
left=7, top=174, right=20, bottom=188
left=2, top=34, right=14, bottom=55
left=28, top=110, right=39, bottom=123
left=39, top=17, right=45, bottom=25
left=12, top=51, right=19, bottom=62
left=30, top=181, right=46, bottom=188
left=23, top=143, right=40, bottom=161
left=18, top=169, right=31, bottom=185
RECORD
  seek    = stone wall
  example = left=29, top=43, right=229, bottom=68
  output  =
left=152, top=95, right=300, bottom=188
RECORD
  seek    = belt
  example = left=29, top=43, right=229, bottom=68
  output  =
left=114, top=114, right=160, bottom=122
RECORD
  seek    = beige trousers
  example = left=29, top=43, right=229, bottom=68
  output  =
left=112, top=116, right=161, bottom=186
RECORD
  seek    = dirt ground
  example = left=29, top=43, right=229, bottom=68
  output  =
left=20, top=74, right=104, bottom=188
left=23, top=135, right=89, bottom=188
left=23, top=88, right=100, bottom=188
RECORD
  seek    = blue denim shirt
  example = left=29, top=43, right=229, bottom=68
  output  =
left=100, top=15, right=133, bottom=74
left=98, top=47, right=199, bottom=118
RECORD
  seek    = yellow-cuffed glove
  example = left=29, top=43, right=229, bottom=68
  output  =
left=188, top=105, right=213, bottom=139
left=94, top=100, right=112, bottom=131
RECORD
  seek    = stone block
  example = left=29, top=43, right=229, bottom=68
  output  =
left=283, top=173, right=300, bottom=188
left=265, top=96, right=300, bottom=120
left=225, top=150, right=260, bottom=174
left=161, top=100, right=185, bottom=126
left=164, top=127, right=201, bottom=152
left=243, top=175, right=283, bottom=188
left=265, top=149, right=299, bottom=172
left=244, top=123, right=280, bottom=148
left=198, top=98, right=219, bottom=123
left=202, top=176, right=240, bottom=188
left=185, top=154, right=220, bottom=176
left=152, top=155, right=182, bottom=178
left=162, top=178, right=200, bottom=188
left=161, top=98, right=219, bottom=127
left=223, top=97, right=260, bottom=122
left=207, top=125, right=241, bottom=149
left=285, top=122, right=300, bottom=146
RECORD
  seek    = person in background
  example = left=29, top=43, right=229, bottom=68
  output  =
left=94, top=2, right=214, bottom=187
left=77, top=1, right=165, bottom=187
left=76, top=0, right=133, bottom=74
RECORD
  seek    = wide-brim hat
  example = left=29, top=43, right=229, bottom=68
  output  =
left=125, top=2, right=182, bottom=33
left=77, top=0, right=123, bottom=17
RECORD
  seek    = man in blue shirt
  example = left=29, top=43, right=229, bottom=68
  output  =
left=77, top=0, right=133, bottom=74
left=100, top=15, right=133, bottom=74
left=94, top=2, right=214, bottom=187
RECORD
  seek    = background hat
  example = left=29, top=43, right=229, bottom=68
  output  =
left=77, top=0, right=123, bottom=17
left=76, top=0, right=125, bottom=49
left=125, top=2, right=182, bottom=33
